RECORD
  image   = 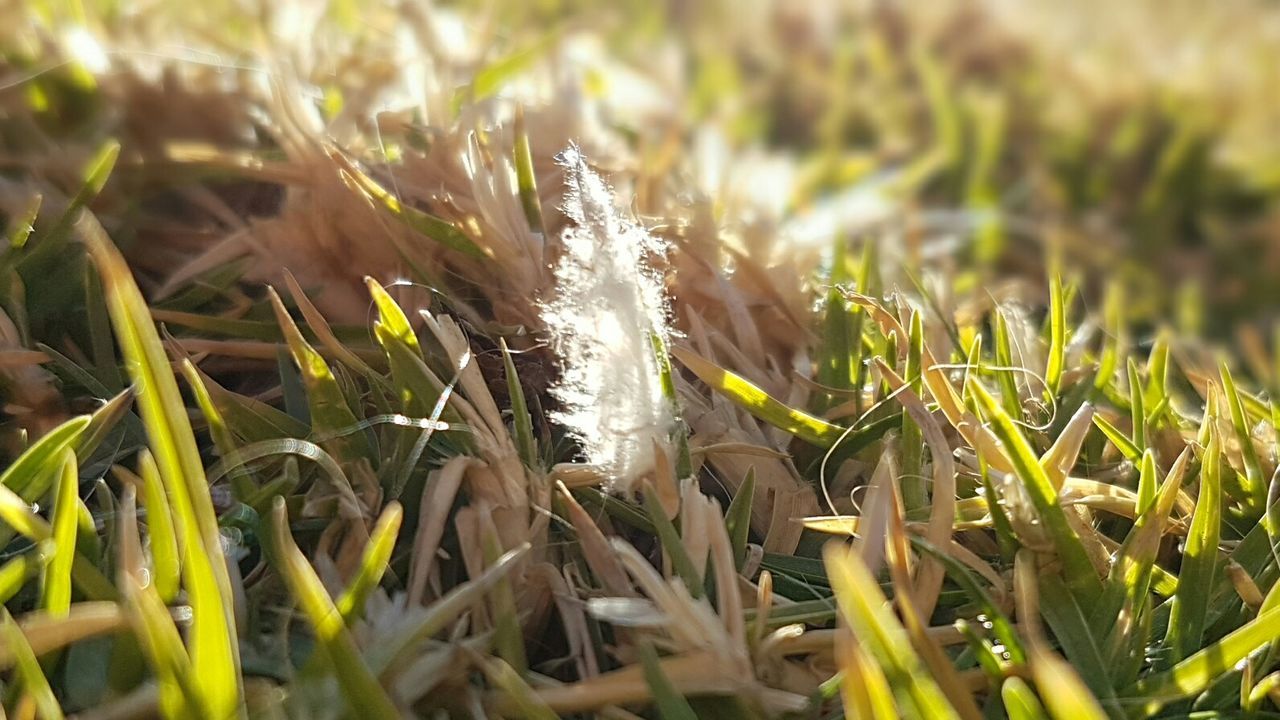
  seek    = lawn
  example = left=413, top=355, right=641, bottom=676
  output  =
left=1, top=1, right=1280, bottom=718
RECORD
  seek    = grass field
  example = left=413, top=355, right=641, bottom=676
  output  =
left=2, top=1, right=1280, bottom=717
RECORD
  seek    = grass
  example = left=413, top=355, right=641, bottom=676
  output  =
left=1, top=0, right=1280, bottom=718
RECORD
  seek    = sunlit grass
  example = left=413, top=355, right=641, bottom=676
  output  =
left=0, top=0, right=1279, bottom=718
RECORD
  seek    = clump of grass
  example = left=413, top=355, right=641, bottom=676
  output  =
left=1, top=1, right=1280, bottom=718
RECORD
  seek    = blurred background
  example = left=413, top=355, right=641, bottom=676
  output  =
left=4, top=0, right=1279, bottom=324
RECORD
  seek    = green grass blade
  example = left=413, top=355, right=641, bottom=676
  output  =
left=42, top=139, right=119, bottom=244
left=282, top=272, right=384, bottom=382
left=512, top=107, right=546, bottom=236
left=908, top=536, right=1024, bottom=664
left=638, top=642, right=699, bottom=720
left=178, top=358, right=255, bottom=504
left=901, top=310, right=927, bottom=510
left=968, top=378, right=1101, bottom=604
left=824, top=543, right=961, bottom=719
left=128, top=574, right=199, bottom=718
left=1029, top=646, right=1108, bottom=720
left=500, top=338, right=538, bottom=469
left=183, top=363, right=309, bottom=442
left=481, top=519, right=528, bottom=675
left=3, top=608, right=65, bottom=720
left=371, top=543, right=530, bottom=677
left=814, top=279, right=859, bottom=409
left=335, top=502, right=403, bottom=623
left=5, top=191, right=41, bottom=251
left=332, top=150, right=489, bottom=260
left=178, top=359, right=237, bottom=458
left=1163, top=429, right=1222, bottom=667
left=1128, top=602, right=1280, bottom=717
left=118, top=482, right=197, bottom=717
left=1144, top=334, right=1170, bottom=417
left=41, top=449, right=78, bottom=616
left=1091, top=413, right=1142, bottom=463
left=270, top=497, right=400, bottom=717
left=1097, top=449, right=1189, bottom=672
left=0, top=481, right=53, bottom=542
left=0, top=414, right=89, bottom=501
left=1045, top=273, right=1066, bottom=398
left=135, top=450, right=181, bottom=604
left=0, top=550, right=45, bottom=605
left=1220, top=359, right=1266, bottom=510
left=480, top=657, right=559, bottom=720
left=268, top=287, right=373, bottom=466
left=365, top=279, right=468, bottom=449
left=1035, top=574, right=1114, bottom=701
left=725, top=467, right=755, bottom=571
left=1135, top=448, right=1157, bottom=518
left=365, top=276, right=420, bottom=354
left=1002, top=677, right=1049, bottom=720
left=672, top=346, right=851, bottom=447
left=993, top=309, right=1024, bottom=419
left=80, top=214, right=240, bottom=717
left=641, top=483, right=703, bottom=598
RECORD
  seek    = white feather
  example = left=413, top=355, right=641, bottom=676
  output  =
left=540, top=145, right=675, bottom=492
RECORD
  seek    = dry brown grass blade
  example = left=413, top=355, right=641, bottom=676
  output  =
left=885, top=480, right=983, bottom=720
left=0, top=603, right=126, bottom=668
left=407, top=456, right=476, bottom=605
left=283, top=269, right=381, bottom=376
left=556, top=482, right=632, bottom=597
left=875, top=357, right=956, bottom=620
left=847, top=292, right=1014, bottom=475
left=490, top=650, right=733, bottom=715
left=651, top=440, right=681, bottom=520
